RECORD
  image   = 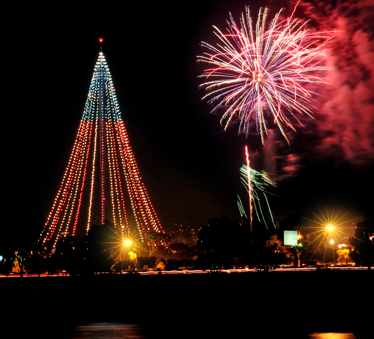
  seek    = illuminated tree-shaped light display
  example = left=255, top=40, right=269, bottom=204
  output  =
left=39, top=50, right=164, bottom=253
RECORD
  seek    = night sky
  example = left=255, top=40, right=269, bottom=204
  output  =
left=1, top=0, right=373, bottom=249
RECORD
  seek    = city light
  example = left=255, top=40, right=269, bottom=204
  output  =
left=128, top=251, right=137, bottom=261
left=122, top=238, right=134, bottom=249
left=325, top=223, right=336, bottom=234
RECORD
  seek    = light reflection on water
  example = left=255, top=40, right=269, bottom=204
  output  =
left=70, top=323, right=143, bottom=339
left=70, top=323, right=356, bottom=339
left=309, top=334, right=355, bottom=339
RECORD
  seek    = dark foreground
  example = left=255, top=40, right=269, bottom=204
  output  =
left=1, top=270, right=373, bottom=338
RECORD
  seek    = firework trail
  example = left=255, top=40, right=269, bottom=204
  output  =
left=237, top=146, right=276, bottom=230
left=198, top=6, right=331, bottom=144
left=244, top=145, right=254, bottom=225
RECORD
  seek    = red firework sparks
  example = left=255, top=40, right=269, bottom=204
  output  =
left=198, top=6, right=332, bottom=144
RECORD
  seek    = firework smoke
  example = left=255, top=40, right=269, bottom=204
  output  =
left=299, top=0, right=374, bottom=162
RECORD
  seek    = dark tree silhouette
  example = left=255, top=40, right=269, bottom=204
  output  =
left=351, top=220, right=374, bottom=269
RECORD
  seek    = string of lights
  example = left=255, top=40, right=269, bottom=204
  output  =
left=39, top=50, right=164, bottom=253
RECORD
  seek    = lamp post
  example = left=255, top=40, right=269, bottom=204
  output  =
left=121, top=237, right=133, bottom=274
left=325, top=223, right=336, bottom=235
left=324, top=223, right=336, bottom=265
left=328, top=238, right=336, bottom=264
left=296, top=232, right=303, bottom=268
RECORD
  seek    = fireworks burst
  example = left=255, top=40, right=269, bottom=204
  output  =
left=237, top=146, right=276, bottom=230
left=198, top=6, right=331, bottom=143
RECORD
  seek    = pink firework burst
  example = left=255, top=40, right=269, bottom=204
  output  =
left=198, top=6, right=331, bottom=143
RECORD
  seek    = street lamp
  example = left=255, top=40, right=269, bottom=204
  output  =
left=322, top=223, right=336, bottom=265
left=122, top=238, right=133, bottom=249
left=328, top=238, right=336, bottom=264
left=120, top=237, right=133, bottom=274
left=325, top=223, right=336, bottom=234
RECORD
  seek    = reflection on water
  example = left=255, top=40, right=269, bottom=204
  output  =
left=309, top=334, right=355, bottom=339
left=71, top=323, right=144, bottom=339
left=70, top=323, right=357, bottom=339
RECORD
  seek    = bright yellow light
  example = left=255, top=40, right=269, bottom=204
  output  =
left=325, top=223, right=336, bottom=234
left=329, top=238, right=336, bottom=246
left=122, top=238, right=133, bottom=249
left=128, top=250, right=137, bottom=261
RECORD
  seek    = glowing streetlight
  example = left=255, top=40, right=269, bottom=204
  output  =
left=328, top=238, right=336, bottom=246
left=119, top=237, right=134, bottom=274
left=325, top=223, right=336, bottom=234
left=122, top=238, right=133, bottom=249
left=128, top=250, right=137, bottom=261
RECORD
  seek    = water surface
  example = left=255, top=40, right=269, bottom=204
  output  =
left=69, top=322, right=357, bottom=339
left=309, top=334, right=355, bottom=339
left=70, top=323, right=143, bottom=339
